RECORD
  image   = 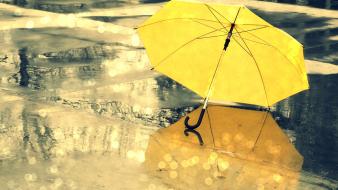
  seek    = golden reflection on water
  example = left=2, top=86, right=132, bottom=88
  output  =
left=145, top=106, right=302, bottom=190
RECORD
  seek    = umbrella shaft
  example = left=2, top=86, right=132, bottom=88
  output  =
left=203, top=96, right=209, bottom=109
left=228, top=23, right=235, bottom=36
left=224, top=24, right=235, bottom=50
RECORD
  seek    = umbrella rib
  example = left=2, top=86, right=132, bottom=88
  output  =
left=231, top=36, right=253, bottom=57
left=232, top=26, right=270, bottom=34
left=243, top=26, right=298, bottom=49
left=137, top=17, right=228, bottom=29
left=233, top=36, right=271, bottom=46
left=205, top=4, right=232, bottom=24
left=237, top=25, right=274, bottom=46
left=233, top=7, right=241, bottom=23
left=152, top=27, right=225, bottom=69
left=193, top=18, right=230, bottom=39
left=237, top=25, right=304, bottom=76
left=197, top=34, right=227, bottom=39
left=206, top=108, right=216, bottom=148
left=205, top=4, right=229, bottom=30
left=240, top=23, right=270, bottom=27
left=191, top=19, right=230, bottom=31
left=252, top=111, right=269, bottom=152
left=234, top=27, right=270, bottom=106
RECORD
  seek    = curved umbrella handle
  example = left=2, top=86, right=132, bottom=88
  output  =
left=184, top=108, right=206, bottom=130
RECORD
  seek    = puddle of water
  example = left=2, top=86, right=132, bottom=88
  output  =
left=139, top=0, right=168, bottom=3
left=1, top=32, right=337, bottom=183
left=0, top=95, right=336, bottom=189
left=278, top=74, right=338, bottom=180
left=3, top=0, right=338, bottom=13
left=3, top=0, right=133, bottom=13
left=86, top=15, right=149, bottom=28
left=258, top=0, right=338, bottom=10
left=0, top=98, right=164, bottom=190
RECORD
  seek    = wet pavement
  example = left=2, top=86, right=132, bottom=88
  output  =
left=0, top=0, right=338, bottom=189
left=258, top=0, right=338, bottom=10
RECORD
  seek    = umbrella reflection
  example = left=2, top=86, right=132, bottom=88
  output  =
left=19, top=47, right=30, bottom=87
left=145, top=105, right=302, bottom=189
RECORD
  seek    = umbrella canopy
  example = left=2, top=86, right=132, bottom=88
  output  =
left=145, top=106, right=302, bottom=189
left=137, top=0, right=309, bottom=107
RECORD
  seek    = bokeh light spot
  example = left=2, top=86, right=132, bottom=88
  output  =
left=218, top=159, right=229, bottom=171
left=170, top=161, right=178, bottom=170
left=169, top=171, right=178, bottom=179
left=158, top=161, right=166, bottom=169
left=164, top=153, right=172, bottom=162
left=205, top=177, right=213, bottom=186
left=191, top=156, right=199, bottom=164
left=181, top=160, right=188, bottom=168
left=131, top=34, right=140, bottom=46
left=26, top=21, right=34, bottom=29
left=98, top=25, right=106, bottom=33
left=28, top=157, right=36, bottom=165
left=7, top=180, right=16, bottom=189
left=49, top=165, right=59, bottom=174
left=40, top=16, right=51, bottom=24
left=203, top=162, right=211, bottom=170
left=127, top=150, right=135, bottom=159
left=273, top=174, right=282, bottom=183
left=148, top=184, right=156, bottom=190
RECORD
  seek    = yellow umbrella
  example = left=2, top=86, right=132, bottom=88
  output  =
left=145, top=106, right=302, bottom=189
left=137, top=0, right=309, bottom=129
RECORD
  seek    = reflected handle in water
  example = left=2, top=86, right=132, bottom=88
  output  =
left=184, top=108, right=206, bottom=130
